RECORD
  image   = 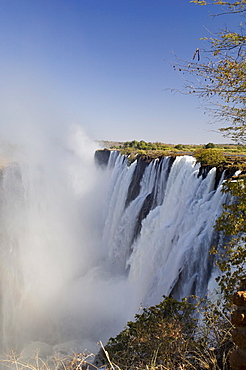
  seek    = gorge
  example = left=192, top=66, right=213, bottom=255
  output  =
left=0, top=132, right=235, bottom=360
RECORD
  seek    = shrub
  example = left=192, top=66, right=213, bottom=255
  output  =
left=205, top=142, right=216, bottom=149
left=174, top=144, right=184, bottom=150
left=99, top=296, right=233, bottom=370
left=194, top=148, right=226, bottom=166
left=102, top=297, right=198, bottom=369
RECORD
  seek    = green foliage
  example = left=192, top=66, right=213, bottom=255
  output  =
left=122, top=140, right=171, bottom=152
left=107, top=140, right=246, bottom=157
left=103, top=297, right=197, bottom=369
left=100, top=296, right=233, bottom=370
left=205, top=142, right=216, bottom=149
left=193, top=148, right=226, bottom=166
left=213, top=175, right=246, bottom=302
left=174, top=143, right=184, bottom=150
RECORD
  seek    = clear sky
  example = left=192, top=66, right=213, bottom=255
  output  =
left=0, top=0, right=242, bottom=145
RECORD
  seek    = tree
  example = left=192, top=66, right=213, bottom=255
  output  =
left=174, top=0, right=246, bottom=142
left=102, top=296, right=198, bottom=369
left=212, top=175, right=246, bottom=303
left=193, top=147, right=226, bottom=165
left=178, top=0, right=246, bottom=304
left=205, top=142, right=216, bottom=148
left=99, top=296, right=233, bottom=369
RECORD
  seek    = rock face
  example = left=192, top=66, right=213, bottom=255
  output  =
left=125, top=157, right=149, bottom=208
left=94, top=149, right=111, bottom=168
left=126, top=155, right=175, bottom=243
left=198, top=164, right=242, bottom=190
left=230, top=290, right=246, bottom=370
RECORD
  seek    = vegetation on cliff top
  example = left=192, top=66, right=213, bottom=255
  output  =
left=98, top=139, right=246, bottom=169
left=105, top=139, right=246, bottom=156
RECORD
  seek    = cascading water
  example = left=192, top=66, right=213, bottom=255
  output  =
left=99, top=151, right=229, bottom=309
left=0, top=136, right=230, bottom=360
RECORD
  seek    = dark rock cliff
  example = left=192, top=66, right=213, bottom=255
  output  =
left=125, top=157, right=149, bottom=208
left=131, top=156, right=176, bottom=243
left=94, top=149, right=111, bottom=168
left=198, top=164, right=246, bottom=190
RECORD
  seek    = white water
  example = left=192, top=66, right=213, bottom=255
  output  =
left=0, top=137, right=228, bottom=360
left=0, top=127, right=134, bottom=357
left=127, top=156, right=225, bottom=304
left=103, top=153, right=227, bottom=309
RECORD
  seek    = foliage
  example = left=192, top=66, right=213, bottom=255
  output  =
left=194, top=298, right=233, bottom=369
left=191, top=1, right=246, bottom=12
left=193, top=147, right=226, bottom=165
left=100, top=296, right=233, bottom=370
left=174, top=0, right=246, bottom=142
left=212, top=175, right=246, bottom=303
left=121, top=140, right=171, bottom=151
left=103, top=297, right=197, bottom=369
left=174, top=143, right=185, bottom=150
left=108, top=140, right=246, bottom=157
left=205, top=142, right=216, bottom=148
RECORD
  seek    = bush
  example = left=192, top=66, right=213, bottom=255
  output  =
left=174, top=144, right=184, bottom=150
left=205, top=142, right=216, bottom=149
left=194, top=148, right=226, bottom=167
left=102, top=297, right=198, bottom=369
left=99, top=296, right=233, bottom=370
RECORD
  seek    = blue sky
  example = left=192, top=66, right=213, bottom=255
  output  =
left=0, top=0, right=242, bottom=145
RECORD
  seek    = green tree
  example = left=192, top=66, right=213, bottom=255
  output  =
left=102, top=296, right=198, bottom=369
left=99, top=296, right=233, bottom=369
left=175, top=143, right=184, bottom=150
left=205, top=142, right=216, bottom=148
left=193, top=147, right=226, bottom=165
left=175, top=0, right=246, bottom=142
left=212, top=175, right=246, bottom=303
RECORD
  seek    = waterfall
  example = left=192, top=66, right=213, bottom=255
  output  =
left=100, top=152, right=228, bottom=308
left=0, top=141, right=229, bottom=358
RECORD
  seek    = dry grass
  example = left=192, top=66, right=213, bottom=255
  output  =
left=0, top=349, right=100, bottom=370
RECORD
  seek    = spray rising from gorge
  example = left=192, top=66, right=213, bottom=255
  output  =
left=0, top=130, right=231, bottom=357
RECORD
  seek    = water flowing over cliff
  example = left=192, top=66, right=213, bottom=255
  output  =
left=0, top=137, right=231, bottom=358
left=96, top=150, right=229, bottom=306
